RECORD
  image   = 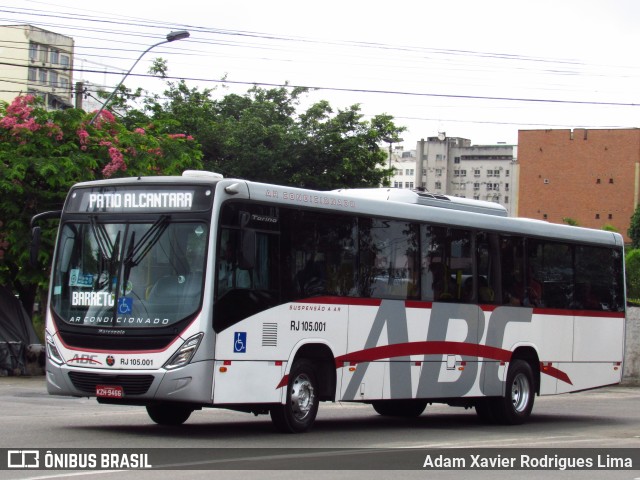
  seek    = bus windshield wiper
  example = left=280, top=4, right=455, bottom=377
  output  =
left=90, top=217, right=121, bottom=292
left=123, top=215, right=170, bottom=268
left=121, top=216, right=170, bottom=293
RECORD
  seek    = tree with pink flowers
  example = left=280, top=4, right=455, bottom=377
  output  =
left=0, top=94, right=203, bottom=319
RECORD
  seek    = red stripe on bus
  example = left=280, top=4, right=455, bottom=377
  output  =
left=540, top=363, right=573, bottom=385
left=275, top=341, right=573, bottom=389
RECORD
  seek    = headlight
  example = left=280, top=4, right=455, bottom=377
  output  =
left=163, top=333, right=204, bottom=370
left=46, top=332, right=64, bottom=365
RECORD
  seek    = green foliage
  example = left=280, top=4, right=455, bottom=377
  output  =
left=626, top=248, right=640, bottom=299
left=141, top=80, right=404, bottom=189
left=0, top=95, right=202, bottom=316
left=562, top=217, right=580, bottom=226
left=629, top=204, right=640, bottom=248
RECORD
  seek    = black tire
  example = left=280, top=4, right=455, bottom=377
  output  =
left=270, top=360, right=319, bottom=433
left=372, top=399, right=427, bottom=417
left=474, top=398, right=499, bottom=423
left=146, top=403, right=193, bottom=426
left=491, top=359, right=536, bottom=425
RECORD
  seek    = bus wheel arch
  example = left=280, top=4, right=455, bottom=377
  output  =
left=270, top=342, right=336, bottom=433
left=287, top=342, right=337, bottom=402
left=510, top=346, right=540, bottom=396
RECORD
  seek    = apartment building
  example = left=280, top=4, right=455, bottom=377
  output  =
left=404, top=134, right=518, bottom=215
left=518, top=128, right=640, bottom=242
left=0, top=25, right=74, bottom=109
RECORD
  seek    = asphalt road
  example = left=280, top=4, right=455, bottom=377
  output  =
left=0, top=376, right=639, bottom=480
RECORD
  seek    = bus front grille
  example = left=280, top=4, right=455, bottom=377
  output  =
left=68, top=372, right=154, bottom=395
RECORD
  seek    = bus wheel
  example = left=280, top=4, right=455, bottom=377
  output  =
left=372, top=400, right=427, bottom=417
left=270, top=360, right=319, bottom=433
left=492, top=359, right=535, bottom=425
left=146, top=404, right=193, bottom=426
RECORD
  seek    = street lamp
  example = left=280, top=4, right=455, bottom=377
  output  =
left=382, top=136, right=403, bottom=187
left=89, top=30, right=190, bottom=125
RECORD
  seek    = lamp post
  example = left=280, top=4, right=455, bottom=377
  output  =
left=382, top=136, right=403, bottom=186
left=89, top=30, right=190, bottom=125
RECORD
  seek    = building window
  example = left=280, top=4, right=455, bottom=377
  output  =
left=60, top=54, right=70, bottom=68
left=608, top=214, right=613, bottom=219
left=28, top=68, right=37, bottom=81
left=595, top=214, right=600, bottom=219
left=50, top=71, right=59, bottom=88
left=473, top=182, right=480, bottom=191
left=505, top=183, right=509, bottom=191
left=504, top=196, right=509, bottom=203
left=506, top=170, right=510, bottom=177
left=405, top=182, right=414, bottom=189
left=474, top=169, right=481, bottom=177
left=435, top=169, right=442, bottom=177
left=38, top=69, right=47, bottom=84
left=405, top=169, right=414, bottom=176
left=29, top=42, right=38, bottom=60
left=473, top=194, right=480, bottom=200
left=59, top=76, right=69, bottom=91
left=454, top=156, right=461, bottom=164
left=436, top=154, right=444, bottom=161
left=434, top=181, right=442, bottom=190
left=394, top=181, right=402, bottom=188
left=50, top=49, right=60, bottom=64
left=38, top=45, right=47, bottom=63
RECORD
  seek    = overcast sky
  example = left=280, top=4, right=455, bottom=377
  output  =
left=2, top=0, right=639, bottom=149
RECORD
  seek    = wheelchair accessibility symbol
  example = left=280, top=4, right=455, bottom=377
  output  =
left=117, top=297, right=133, bottom=315
left=234, top=332, right=246, bottom=353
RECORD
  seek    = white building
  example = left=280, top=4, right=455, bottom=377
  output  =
left=388, top=134, right=518, bottom=216
left=0, top=25, right=74, bottom=109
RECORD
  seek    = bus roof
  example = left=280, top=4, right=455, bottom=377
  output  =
left=332, top=188, right=508, bottom=217
left=67, top=172, right=624, bottom=249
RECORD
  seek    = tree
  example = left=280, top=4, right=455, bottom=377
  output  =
left=629, top=204, right=640, bottom=248
left=0, top=95, right=203, bottom=316
left=141, top=78, right=405, bottom=189
left=626, top=249, right=640, bottom=300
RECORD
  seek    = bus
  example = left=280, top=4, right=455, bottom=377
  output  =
left=36, top=170, right=626, bottom=433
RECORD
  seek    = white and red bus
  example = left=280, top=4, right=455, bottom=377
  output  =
left=38, top=171, right=626, bottom=432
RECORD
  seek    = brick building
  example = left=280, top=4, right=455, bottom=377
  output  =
left=518, top=128, right=640, bottom=242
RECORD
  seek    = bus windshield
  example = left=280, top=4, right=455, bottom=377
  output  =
left=51, top=218, right=208, bottom=328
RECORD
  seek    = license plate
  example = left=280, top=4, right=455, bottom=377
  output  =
left=96, top=385, right=124, bottom=398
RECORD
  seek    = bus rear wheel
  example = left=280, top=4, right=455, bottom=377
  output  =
left=146, top=403, right=193, bottom=426
left=270, top=360, right=319, bottom=433
left=372, top=400, right=427, bottom=417
left=483, top=359, right=535, bottom=425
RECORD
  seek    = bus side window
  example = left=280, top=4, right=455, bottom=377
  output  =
left=500, top=236, right=525, bottom=306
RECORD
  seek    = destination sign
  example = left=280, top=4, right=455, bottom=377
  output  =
left=65, top=186, right=213, bottom=213
left=88, top=192, right=193, bottom=210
